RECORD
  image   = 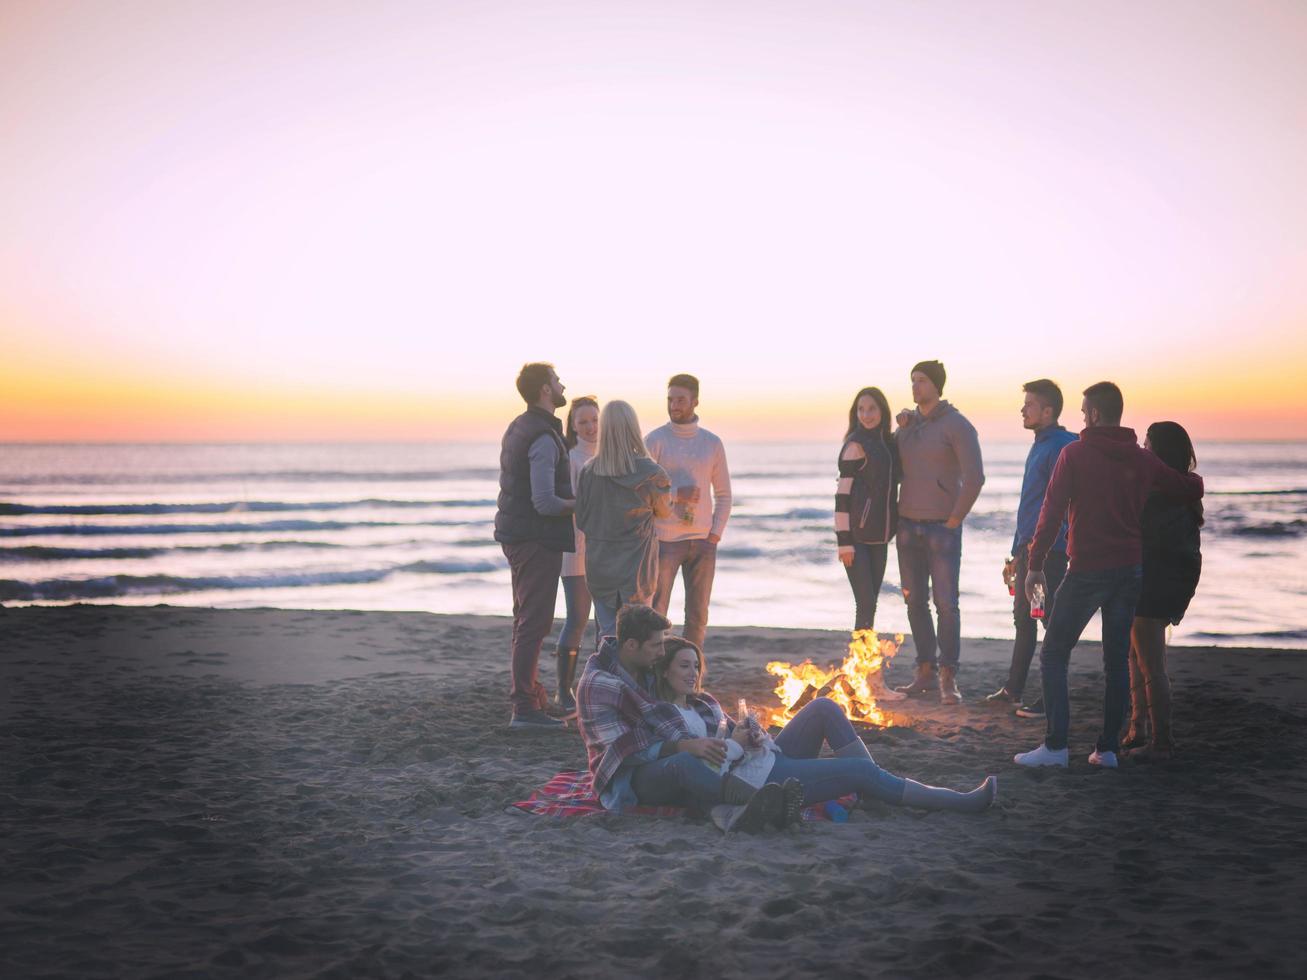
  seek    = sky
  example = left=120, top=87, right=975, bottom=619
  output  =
left=2, top=0, right=1305, bottom=442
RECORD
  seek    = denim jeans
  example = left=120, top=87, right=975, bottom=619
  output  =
left=630, top=752, right=724, bottom=811
left=592, top=593, right=620, bottom=651
left=653, top=538, right=718, bottom=650
left=773, top=697, right=860, bottom=759
left=895, top=518, right=962, bottom=670
left=1039, top=564, right=1143, bottom=752
left=1005, top=549, right=1068, bottom=700
left=501, top=541, right=563, bottom=713
left=845, top=542, right=888, bottom=632
left=765, top=697, right=906, bottom=806
left=555, top=574, right=593, bottom=652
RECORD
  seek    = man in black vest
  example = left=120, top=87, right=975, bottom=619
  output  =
left=495, top=362, right=577, bottom=730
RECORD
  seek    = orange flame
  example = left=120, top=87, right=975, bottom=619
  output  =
left=764, top=630, right=903, bottom=728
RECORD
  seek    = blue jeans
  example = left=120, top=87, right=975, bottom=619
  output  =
left=554, top=575, right=592, bottom=651
left=767, top=697, right=906, bottom=806
left=631, top=752, right=724, bottom=811
left=592, top=593, right=619, bottom=651
left=1039, top=564, right=1143, bottom=752
left=653, top=538, right=718, bottom=650
left=1006, top=549, right=1068, bottom=700
left=845, top=542, right=888, bottom=632
left=896, top=519, right=962, bottom=670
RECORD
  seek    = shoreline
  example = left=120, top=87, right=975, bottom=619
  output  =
left=3, top=606, right=1305, bottom=978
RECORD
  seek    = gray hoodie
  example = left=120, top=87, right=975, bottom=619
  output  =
left=895, top=401, right=985, bottom=523
left=575, top=457, right=671, bottom=605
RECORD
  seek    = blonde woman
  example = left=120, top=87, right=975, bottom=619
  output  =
left=575, top=401, right=672, bottom=643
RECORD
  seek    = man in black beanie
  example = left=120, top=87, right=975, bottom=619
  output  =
left=894, top=360, right=985, bottom=704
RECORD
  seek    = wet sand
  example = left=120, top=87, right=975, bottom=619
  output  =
left=2, top=605, right=1305, bottom=978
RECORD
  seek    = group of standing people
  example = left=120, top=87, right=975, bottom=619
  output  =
left=493, top=364, right=730, bottom=731
left=494, top=360, right=1204, bottom=790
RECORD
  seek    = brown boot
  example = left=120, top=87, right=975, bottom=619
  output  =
left=896, top=662, right=937, bottom=697
left=938, top=666, right=962, bottom=705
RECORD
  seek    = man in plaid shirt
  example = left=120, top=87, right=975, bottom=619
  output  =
left=576, top=605, right=735, bottom=812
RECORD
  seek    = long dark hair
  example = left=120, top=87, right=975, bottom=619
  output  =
left=564, top=395, right=599, bottom=449
left=844, top=387, right=893, bottom=443
left=1146, top=421, right=1204, bottom=526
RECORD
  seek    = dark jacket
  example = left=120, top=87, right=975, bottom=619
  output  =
left=1029, top=426, right=1204, bottom=573
left=836, top=428, right=899, bottom=546
left=493, top=407, right=576, bottom=551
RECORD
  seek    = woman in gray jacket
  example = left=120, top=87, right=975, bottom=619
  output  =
left=575, top=400, right=672, bottom=642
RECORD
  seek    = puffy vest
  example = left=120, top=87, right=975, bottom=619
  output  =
left=494, top=407, right=576, bottom=551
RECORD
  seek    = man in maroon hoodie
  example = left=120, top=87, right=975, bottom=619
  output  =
left=1014, top=382, right=1203, bottom=770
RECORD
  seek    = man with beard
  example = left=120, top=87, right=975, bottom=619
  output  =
left=494, top=363, right=575, bottom=730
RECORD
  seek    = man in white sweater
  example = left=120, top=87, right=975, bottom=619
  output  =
left=646, top=374, right=732, bottom=652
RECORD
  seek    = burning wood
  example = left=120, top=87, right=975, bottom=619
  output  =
left=764, top=629, right=903, bottom=728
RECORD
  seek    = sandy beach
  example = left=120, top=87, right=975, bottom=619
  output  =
left=2, top=605, right=1305, bottom=979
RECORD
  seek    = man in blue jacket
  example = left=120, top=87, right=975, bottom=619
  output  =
left=986, top=379, right=1077, bottom=718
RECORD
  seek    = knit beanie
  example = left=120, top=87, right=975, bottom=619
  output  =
left=910, top=360, right=946, bottom=395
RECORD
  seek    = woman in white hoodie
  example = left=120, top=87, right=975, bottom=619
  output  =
left=552, top=396, right=599, bottom=712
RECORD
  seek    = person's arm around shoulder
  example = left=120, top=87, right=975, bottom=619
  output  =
left=946, top=416, right=985, bottom=528
left=527, top=434, right=574, bottom=516
left=707, top=435, right=731, bottom=544
left=835, top=440, right=865, bottom=566
left=1145, top=451, right=1204, bottom=501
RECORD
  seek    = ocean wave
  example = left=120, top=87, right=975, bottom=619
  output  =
left=0, top=518, right=491, bottom=538
left=0, top=540, right=345, bottom=561
left=1187, top=629, right=1307, bottom=643
left=0, top=498, right=493, bottom=516
left=1228, top=520, right=1305, bottom=538
left=0, top=468, right=499, bottom=487
left=1207, top=488, right=1307, bottom=496
left=0, top=558, right=504, bottom=601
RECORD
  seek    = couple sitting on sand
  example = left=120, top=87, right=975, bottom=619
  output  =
left=576, top=604, right=997, bottom=832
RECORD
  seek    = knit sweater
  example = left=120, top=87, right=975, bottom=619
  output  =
left=645, top=418, right=732, bottom=542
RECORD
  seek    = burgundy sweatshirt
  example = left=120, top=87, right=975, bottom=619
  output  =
left=1028, top=426, right=1204, bottom=574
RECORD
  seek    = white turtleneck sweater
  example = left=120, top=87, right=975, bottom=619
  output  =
left=644, top=418, right=732, bottom=543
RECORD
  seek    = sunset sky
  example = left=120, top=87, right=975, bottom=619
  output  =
left=3, top=0, right=1305, bottom=442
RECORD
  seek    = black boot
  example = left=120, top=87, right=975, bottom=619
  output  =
left=555, top=648, right=578, bottom=714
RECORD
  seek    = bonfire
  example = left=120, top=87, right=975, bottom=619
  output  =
left=764, top=630, right=904, bottom=728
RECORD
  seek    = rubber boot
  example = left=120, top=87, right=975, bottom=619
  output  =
left=900, top=776, right=997, bottom=813
left=896, top=662, right=937, bottom=697
left=710, top=782, right=784, bottom=834
left=938, top=666, right=962, bottom=705
left=554, top=649, right=578, bottom=714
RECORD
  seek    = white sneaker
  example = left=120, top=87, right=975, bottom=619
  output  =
left=1013, top=744, right=1069, bottom=767
left=1088, top=749, right=1118, bottom=769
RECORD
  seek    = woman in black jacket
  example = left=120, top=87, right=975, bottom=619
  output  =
left=835, top=387, right=900, bottom=638
left=1122, top=421, right=1203, bottom=762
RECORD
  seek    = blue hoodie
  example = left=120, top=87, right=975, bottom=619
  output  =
left=1012, top=425, right=1077, bottom=555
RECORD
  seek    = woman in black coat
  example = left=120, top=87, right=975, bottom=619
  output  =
left=1122, top=421, right=1203, bottom=762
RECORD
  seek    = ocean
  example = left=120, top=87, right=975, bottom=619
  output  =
left=2, top=441, right=1304, bottom=649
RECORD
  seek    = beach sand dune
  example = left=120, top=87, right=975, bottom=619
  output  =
left=2, top=607, right=1305, bottom=978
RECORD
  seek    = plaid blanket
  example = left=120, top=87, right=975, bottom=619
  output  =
left=510, top=770, right=856, bottom=822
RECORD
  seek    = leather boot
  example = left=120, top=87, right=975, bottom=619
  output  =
left=896, top=662, right=937, bottom=697
left=938, top=666, right=962, bottom=705
left=554, top=649, right=578, bottom=714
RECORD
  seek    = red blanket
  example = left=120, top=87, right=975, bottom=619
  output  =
left=510, top=770, right=855, bottom=821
